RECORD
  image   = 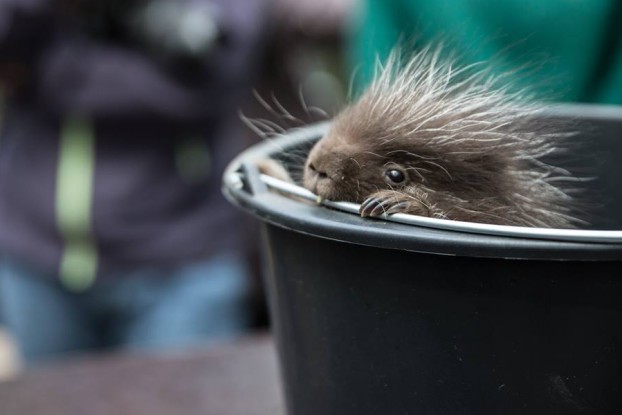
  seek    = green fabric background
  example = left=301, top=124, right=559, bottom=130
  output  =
left=349, top=0, right=622, bottom=103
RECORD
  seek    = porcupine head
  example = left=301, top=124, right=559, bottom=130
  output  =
left=303, top=48, right=581, bottom=228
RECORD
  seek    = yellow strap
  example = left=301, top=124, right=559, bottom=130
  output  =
left=175, top=136, right=212, bottom=183
left=56, top=117, right=98, bottom=291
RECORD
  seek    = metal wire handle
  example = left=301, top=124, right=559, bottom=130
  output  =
left=248, top=173, right=622, bottom=244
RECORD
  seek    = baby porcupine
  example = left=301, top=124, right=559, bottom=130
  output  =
left=301, top=47, right=584, bottom=228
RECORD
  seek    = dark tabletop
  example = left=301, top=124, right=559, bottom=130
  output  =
left=0, top=333, right=285, bottom=415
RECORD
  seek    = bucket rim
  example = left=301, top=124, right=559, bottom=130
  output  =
left=223, top=104, right=622, bottom=261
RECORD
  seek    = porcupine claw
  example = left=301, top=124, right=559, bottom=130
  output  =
left=360, top=196, right=409, bottom=218
left=359, top=197, right=382, bottom=217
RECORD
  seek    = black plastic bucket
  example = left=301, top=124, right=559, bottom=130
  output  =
left=223, top=105, right=622, bottom=415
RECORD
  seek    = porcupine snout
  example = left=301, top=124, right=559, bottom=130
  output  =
left=302, top=135, right=367, bottom=202
left=303, top=143, right=331, bottom=194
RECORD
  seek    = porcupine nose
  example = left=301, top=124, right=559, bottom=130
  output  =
left=308, top=162, right=328, bottom=179
left=304, top=161, right=331, bottom=195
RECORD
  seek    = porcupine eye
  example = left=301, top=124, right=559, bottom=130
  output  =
left=385, top=169, right=405, bottom=184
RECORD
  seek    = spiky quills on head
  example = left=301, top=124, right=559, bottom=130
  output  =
left=304, top=46, right=583, bottom=228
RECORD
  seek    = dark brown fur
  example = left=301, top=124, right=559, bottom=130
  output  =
left=301, top=49, right=583, bottom=228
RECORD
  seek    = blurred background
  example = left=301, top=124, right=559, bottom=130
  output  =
left=0, top=0, right=356, bottom=384
left=0, top=0, right=621, bottom=412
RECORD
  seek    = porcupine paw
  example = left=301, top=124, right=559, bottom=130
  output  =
left=255, top=158, right=293, bottom=183
left=359, top=191, right=429, bottom=218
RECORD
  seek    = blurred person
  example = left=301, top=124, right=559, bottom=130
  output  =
left=0, top=0, right=268, bottom=364
left=349, top=0, right=622, bottom=103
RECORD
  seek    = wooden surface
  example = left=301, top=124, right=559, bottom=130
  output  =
left=0, top=333, right=285, bottom=415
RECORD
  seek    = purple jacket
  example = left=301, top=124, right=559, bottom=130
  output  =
left=0, top=0, right=267, bottom=282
